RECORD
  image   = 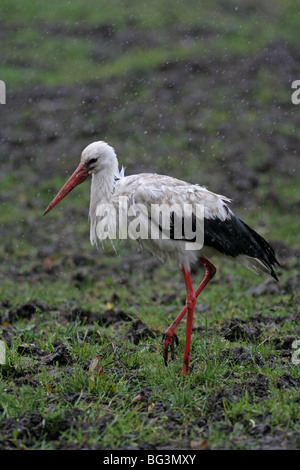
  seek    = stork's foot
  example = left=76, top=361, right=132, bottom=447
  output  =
left=162, top=329, right=179, bottom=366
left=181, top=354, right=192, bottom=376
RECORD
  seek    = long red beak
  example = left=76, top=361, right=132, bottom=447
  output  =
left=44, top=164, right=90, bottom=215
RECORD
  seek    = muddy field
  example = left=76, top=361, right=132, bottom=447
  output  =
left=0, top=2, right=300, bottom=451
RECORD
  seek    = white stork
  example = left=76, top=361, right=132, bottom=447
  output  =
left=44, top=141, right=279, bottom=375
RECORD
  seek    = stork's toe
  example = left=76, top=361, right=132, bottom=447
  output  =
left=162, top=330, right=179, bottom=366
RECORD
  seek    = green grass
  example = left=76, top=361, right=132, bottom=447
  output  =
left=1, top=278, right=298, bottom=449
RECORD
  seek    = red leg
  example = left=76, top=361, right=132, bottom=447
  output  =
left=181, top=266, right=196, bottom=375
left=162, top=256, right=216, bottom=374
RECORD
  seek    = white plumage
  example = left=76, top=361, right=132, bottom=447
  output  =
left=109, top=174, right=229, bottom=269
left=82, top=142, right=276, bottom=277
left=44, top=141, right=279, bottom=375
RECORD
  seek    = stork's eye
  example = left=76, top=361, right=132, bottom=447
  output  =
left=88, top=158, right=98, bottom=165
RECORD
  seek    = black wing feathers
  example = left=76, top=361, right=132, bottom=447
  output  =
left=204, top=215, right=279, bottom=280
left=156, top=210, right=279, bottom=280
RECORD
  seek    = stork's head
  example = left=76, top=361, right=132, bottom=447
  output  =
left=43, top=141, right=117, bottom=215
left=80, top=141, right=117, bottom=174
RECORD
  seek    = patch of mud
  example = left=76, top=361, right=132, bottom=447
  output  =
left=42, top=339, right=73, bottom=366
left=64, top=306, right=131, bottom=326
left=0, top=408, right=84, bottom=444
left=272, top=336, right=298, bottom=361
left=284, top=272, right=300, bottom=294
left=245, top=278, right=283, bottom=296
left=17, top=343, right=45, bottom=357
left=1, top=300, right=50, bottom=323
left=276, top=373, right=300, bottom=390
left=246, top=428, right=296, bottom=450
left=222, top=345, right=264, bottom=366
left=221, top=319, right=261, bottom=343
left=250, top=311, right=300, bottom=327
left=124, top=319, right=155, bottom=345
left=206, top=374, right=270, bottom=426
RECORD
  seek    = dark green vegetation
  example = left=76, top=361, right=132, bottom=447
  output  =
left=0, top=0, right=300, bottom=450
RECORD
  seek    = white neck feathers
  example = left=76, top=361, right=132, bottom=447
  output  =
left=88, top=149, right=121, bottom=245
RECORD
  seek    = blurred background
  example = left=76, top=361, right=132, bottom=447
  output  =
left=0, top=0, right=299, bottom=296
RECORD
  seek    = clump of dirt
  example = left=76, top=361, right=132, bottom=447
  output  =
left=1, top=300, right=50, bottom=323
left=250, top=311, right=300, bottom=327
left=132, top=386, right=153, bottom=404
left=62, top=306, right=131, bottom=326
left=17, top=343, right=45, bottom=357
left=276, top=373, right=300, bottom=390
left=0, top=408, right=84, bottom=443
left=272, top=336, right=295, bottom=360
left=124, top=319, right=155, bottom=345
left=241, top=374, right=270, bottom=399
left=222, top=345, right=264, bottom=366
left=42, top=339, right=73, bottom=366
left=248, top=422, right=271, bottom=437
left=221, top=319, right=261, bottom=343
left=245, top=278, right=283, bottom=296
left=206, top=373, right=270, bottom=426
left=99, top=308, right=132, bottom=326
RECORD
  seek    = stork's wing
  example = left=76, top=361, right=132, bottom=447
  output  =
left=114, top=173, right=231, bottom=220
left=113, top=174, right=231, bottom=247
left=113, top=174, right=279, bottom=279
